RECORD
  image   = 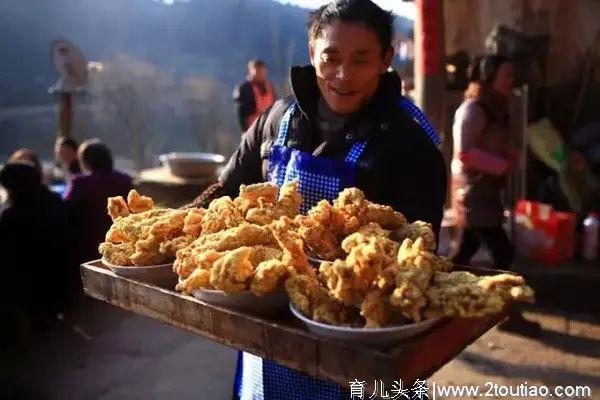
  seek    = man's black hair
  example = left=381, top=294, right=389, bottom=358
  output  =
left=248, top=59, right=267, bottom=71
left=56, top=136, right=79, bottom=151
left=79, top=139, right=114, bottom=172
left=307, top=0, right=394, bottom=52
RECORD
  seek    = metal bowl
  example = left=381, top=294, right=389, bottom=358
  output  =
left=290, top=303, right=444, bottom=348
left=102, top=258, right=177, bottom=287
left=159, top=152, right=225, bottom=178
left=191, top=288, right=289, bottom=317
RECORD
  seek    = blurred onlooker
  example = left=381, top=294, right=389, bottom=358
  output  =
left=450, top=55, right=539, bottom=336
left=8, top=148, right=41, bottom=172
left=54, top=136, right=81, bottom=183
left=451, top=55, right=517, bottom=267
left=0, top=161, right=72, bottom=323
left=233, top=59, right=277, bottom=132
left=64, top=139, right=132, bottom=265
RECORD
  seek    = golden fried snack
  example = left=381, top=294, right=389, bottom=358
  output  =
left=130, top=238, right=171, bottom=266
left=285, top=274, right=353, bottom=325
left=127, top=190, right=154, bottom=213
left=424, top=271, right=534, bottom=319
left=389, top=269, right=429, bottom=322
left=99, top=242, right=136, bottom=266
left=191, top=223, right=275, bottom=253
left=394, top=220, right=436, bottom=251
left=239, top=182, right=279, bottom=203
left=296, top=200, right=347, bottom=260
left=319, top=259, right=367, bottom=306
left=201, top=196, right=245, bottom=234
left=333, top=187, right=368, bottom=219
left=243, top=181, right=302, bottom=225
left=210, top=247, right=256, bottom=293
left=276, top=181, right=302, bottom=217
left=341, top=224, right=399, bottom=265
left=362, top=203, right=407, bottom=230
left=269, top=217, right=313, bottom=276
left=159, top=235, right=195, bottom=257
left=107, top=196, right=129, bottom=221
left=173, top=244, right=196, bottom=277
left=182, top=208, right=205, bottom=237
left=361, top=290, right=391, bottom=328
left=251, top=259, right=290, bottom=296
left=176, top=268, right=211, bottom=294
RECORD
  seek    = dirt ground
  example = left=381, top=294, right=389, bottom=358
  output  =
left=1, top=298, right=598, bottom=400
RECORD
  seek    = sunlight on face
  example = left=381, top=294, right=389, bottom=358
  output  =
left=309, top=21, right=393, bottom=114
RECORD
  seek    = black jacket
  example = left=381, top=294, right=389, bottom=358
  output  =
left=220, top=65, right=447, bottom=234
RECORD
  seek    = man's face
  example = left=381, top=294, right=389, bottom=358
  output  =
left=55, top=144, right=76, bottom=166
left=310, top=21, right=393, bottom=114
left=492, top=62, right=515, bottom=97
left=251, top=66, right=268, bottom=82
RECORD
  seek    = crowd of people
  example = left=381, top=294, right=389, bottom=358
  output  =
left=0, top=138, right=132, bottom=329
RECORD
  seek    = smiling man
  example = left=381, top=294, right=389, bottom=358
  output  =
left=191, top=0, right=447, bottom=398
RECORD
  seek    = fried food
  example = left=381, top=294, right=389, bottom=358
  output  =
left=424, top=271, right=534, bottom=319
left=244, top=181, right=302, bottom=225
left=251, top=259, right=290, bottom=296
left=269, top=217, right=313, bottom=276
left=190, top=223, right=276, bottom=253
left=182, top=208, right=205, bottom=237
left=285, top=274, right=355, bottom=326
left=98, top=242, right=136, bottom=266
left=176, top=268, right=211, bottom=294
left=296, top=200, right=347, bottom=260
left=107, top=196, right=129, bottom=221
left=100, top=191, right=195, bottom=266
left=361, top=290, right=391, bottom=328
left=210, top=247, right=256, bottom=293
left=127, top=189, right=154, bottom=213
left=201, top=196, right=245, bottom=234
left=394, top=220, right=436, bottom=251
left=363, top=203, right=407, bottom=230
left=319, top=259, right=367, bottom=306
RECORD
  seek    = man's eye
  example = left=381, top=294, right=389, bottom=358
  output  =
left=322, top=56, right=340, bottom=64
left=354, top=59, right=368, bottom=65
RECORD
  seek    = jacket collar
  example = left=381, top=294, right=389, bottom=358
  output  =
left=289, top=65, right=403, bottom=139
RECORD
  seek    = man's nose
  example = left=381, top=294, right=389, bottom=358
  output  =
left=335, top=63, right=352, bottom=80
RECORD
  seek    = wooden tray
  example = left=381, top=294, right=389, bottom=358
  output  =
left=80, top=260, right=509, bottom=389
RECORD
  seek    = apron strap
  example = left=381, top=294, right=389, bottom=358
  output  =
left=399, top=96, right=441, bottom=146
left=275, top=101, right=296, bottom=147
left=344, top=141, right=367, bottom=165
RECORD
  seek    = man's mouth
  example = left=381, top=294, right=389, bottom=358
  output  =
left=329, top=86, right=358, bottom=97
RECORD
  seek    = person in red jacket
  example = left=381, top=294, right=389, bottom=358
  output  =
left=233, top=59, right=277, bottom=132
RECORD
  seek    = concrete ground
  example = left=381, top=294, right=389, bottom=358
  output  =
left=1, top=297, right=598, bottom=400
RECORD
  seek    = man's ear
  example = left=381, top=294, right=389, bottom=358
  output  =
left=382, top=46, right=394, bottom=73
left=309, top=44, right=315, bottom=66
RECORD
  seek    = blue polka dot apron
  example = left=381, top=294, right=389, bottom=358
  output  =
left=234, top=97, right=439, bottom=400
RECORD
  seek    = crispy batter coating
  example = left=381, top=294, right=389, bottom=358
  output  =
left=285, top=274, right=354, bottom=325
left=361, top=290, right=391, bottom=328
left=424, top=271, right=534, bottom=318
left=201, top=196, right=245, bottom=234
left=251, top=259, right=290, bottom=296
left=107, top=196, right=129, bottom=221
left=394, top=221, right=436, bottom=252
left=127, top=190, right=154, bottom=213
left=210, top=247, right=256, bottom=293
left=99, top=242, right=136, bottom=266
left=362, top=203, right=407, bottom=230
left=269, top=217, right=313, bottom=276
left=176, top=268, right=211, bottom=294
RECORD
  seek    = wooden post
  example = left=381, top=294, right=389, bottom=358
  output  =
left=58, top=91, right=73, bottom=139
left=414, top=0, right=446, bottom=138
